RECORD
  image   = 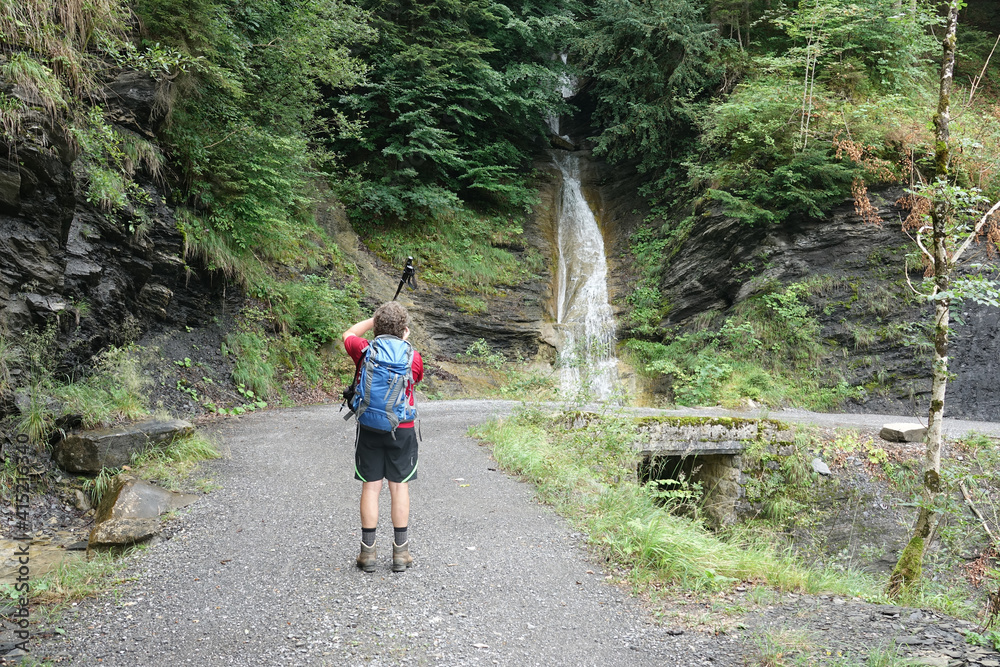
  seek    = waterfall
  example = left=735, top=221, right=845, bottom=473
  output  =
left=552, top=150, right=619, bottom=401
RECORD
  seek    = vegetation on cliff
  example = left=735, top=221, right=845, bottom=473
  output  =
left=2, top=0, right=1000, bottom=421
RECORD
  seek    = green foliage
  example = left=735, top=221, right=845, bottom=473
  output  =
left=0, top=0, right=188, bottom=140
left=358, top=209, right=543, bottom=293
left=81, top=468, right=121, bottom=505
left=129, top=432, right=221, bottom=490
left=457, top=339, right=557, bottom=399
left=623, top=226, right=674, bottom=336
left=965, top=629, right=1000, bottom=652
left=623, top=282, right=856, bottom=409
left=329, top=0, right=576, bottom=221
left=274, top=275, right=362, bottom=346
left=0, top=332, right=21, bottom=394
left=687, top=76, right=856, bottom=225
left=0, top=545, right=136, bottom=605
left=8, top=324, right=148, bottom=446
left=574, top=0, right=722, bottom=182
left=577, top=0, right=966, bottom=231
left=16, top=383, right=54, bottom=449
left=223, top=330, right=277, bottom=399
left=72, top=107, right=161, bottom=219
left=218, top=271, right=362, bottom=399
left=0, top=53, right=67, bottom=117
left=137, top=0, right=371, bottom=274
left=53, top=346, right=150, bottom=427
left=473, top=410, right=879, bottom=596
left=459, top=339, right=508, bottom=370
left=772, top=0, right=938, bottom=94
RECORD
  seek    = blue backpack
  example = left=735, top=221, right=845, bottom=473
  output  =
left=346, top=335, right=417, bottom=434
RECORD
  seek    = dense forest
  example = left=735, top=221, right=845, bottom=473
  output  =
left=2, top=0, right=1000, bottom=429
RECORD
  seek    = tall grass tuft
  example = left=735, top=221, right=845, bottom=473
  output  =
left=129, top=432, right=221, bottom=491
left=17, top=383, right=54, bottom=449
left=224, top=331, right=277, bottom=399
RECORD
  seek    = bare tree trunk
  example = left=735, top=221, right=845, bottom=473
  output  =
left=887, top=0, right=959, bottom=599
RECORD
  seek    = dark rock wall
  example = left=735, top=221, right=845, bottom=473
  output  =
left=0, top=72, right=225, bottom=375
left=649, top=188, right=1000, bottom=421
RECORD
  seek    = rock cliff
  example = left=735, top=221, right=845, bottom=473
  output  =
left=647, top=189, right=1000, bottom=421
left=0, top=71, right=227, bottom=380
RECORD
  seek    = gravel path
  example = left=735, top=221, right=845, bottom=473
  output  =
left=31, top=400, right=1000, bottom=666
left=36, top=400, right=745, bottom=666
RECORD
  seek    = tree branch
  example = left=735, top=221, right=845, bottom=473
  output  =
left=952, top=199, right=1000, bottom=265
left=914, top=224, right=935, bottom=267
left=966, top=33, right=1000, bottom=107
left=960, top=481, right=997, bottom=546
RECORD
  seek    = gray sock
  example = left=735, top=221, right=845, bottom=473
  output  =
left=394, top=526, right=407, bottom=545
left=361, top=527, right=376, bottom=547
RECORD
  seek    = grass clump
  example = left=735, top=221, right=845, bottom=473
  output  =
left=455, top=339, right=557, bottom=400
left=472, top=409, right=879, bottom=597
left=220, top=273, right=363, bottom=401
left=129, top=432, right=221, bottom=491
left=8, top=328, right=150, bottom=448
left=53, top=345, right=150, bottom=426
left=0, top=547, right=140, bottom=607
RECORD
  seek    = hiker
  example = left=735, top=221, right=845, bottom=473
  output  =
left=342, top=302, right=424, bottom=573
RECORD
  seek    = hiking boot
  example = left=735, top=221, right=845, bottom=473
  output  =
left=392, top=541, right=413, bottom=572
left=356, top=541, right=376, bottom=572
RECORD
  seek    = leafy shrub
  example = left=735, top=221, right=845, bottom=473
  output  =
left=686, top=76, right=856, bottom=225
left=275, top=275, right=361, bottom=346
left=624, top=282, right=855, bottom=409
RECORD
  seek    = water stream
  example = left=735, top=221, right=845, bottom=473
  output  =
left=552, top=149, right=619, bottom=401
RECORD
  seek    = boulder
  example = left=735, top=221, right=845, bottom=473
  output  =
left=52, top=418, right=194, bottom=474
left=879, top=423, right=927, bottom=443
left=88, top=475, right=199, bottom=548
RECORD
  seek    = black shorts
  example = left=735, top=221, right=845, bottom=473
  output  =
left=354, top=426, right=418, bottom=483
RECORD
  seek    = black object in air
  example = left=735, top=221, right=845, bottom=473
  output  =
left=393, top=256, right=416, bottom=300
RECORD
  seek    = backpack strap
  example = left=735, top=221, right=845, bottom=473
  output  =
left=352, top=346, right=378, bottom=422
left=341, top=352, right=364, bottom=420
left=405, top=345, right=417, bottom=423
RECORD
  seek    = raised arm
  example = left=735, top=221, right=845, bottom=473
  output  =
left=342, top=317, right=374, bottom=344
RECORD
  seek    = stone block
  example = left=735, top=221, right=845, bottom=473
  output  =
left=879, top=423, right=927, bottom=443
left=550, top=135, right=575, bottom=151
left=52, top=418, right=194, bottom=474
left=89, top=475, right=199, bottom=548
left=811, top=458, right=832, bottom=476
left=138, top=282, right=173, bottom=319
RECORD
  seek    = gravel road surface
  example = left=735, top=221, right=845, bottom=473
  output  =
left=33, top=400, right=1000, bottom=666
left=36, top=400, right=746, bottom=666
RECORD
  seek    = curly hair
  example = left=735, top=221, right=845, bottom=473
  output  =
left=373, top=301, right=409, bottom=338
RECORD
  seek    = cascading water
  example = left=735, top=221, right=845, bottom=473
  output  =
left=551, top=149, right=620, bottom=401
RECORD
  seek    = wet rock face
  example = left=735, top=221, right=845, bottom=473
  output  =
left=652, top=189, right=1000, bottom=421
left=0, top=72, right=227, bottom=366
